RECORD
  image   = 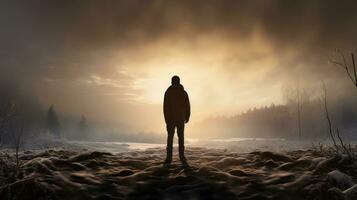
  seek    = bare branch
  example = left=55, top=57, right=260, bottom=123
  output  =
left=352, top=53, right=357, bottom=86
left=331, top=51, right=357, bottom=88
left=322, top=83, right=339, bottom=152
left=336, top=129, right=348, bottom=154
left=337, top=128, right=356, bottom=162
left=13, top=118, right=25, bottom=172
left=331, top=52, right=356, bottom=85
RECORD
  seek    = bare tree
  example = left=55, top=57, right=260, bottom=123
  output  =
left=322, top=83, right=355, bottom=161
left=14, top=120, right=25, bottom=171
left=329, top=50, right=357, bottom=161
left=322, top=83, right=338, bottom=151
left=336, top=128, right=354, bottom=161
left=296, top=86, right=302, bottom=140
left=330, top=50, right=357, bottom=88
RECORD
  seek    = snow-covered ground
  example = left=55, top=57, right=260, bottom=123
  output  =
left=65, top=137, right=354, bottom=153
left=1, top=145, right=357, bottom=199
left=16, top=136, right=355, bottom=154
left=1, top=136, right=357, bottom=199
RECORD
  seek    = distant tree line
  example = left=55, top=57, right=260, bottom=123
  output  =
left=191, top=51, right=357, bottom=141
left=0, top=85, right=90, bottom=146
left=191, top=93, right=357, bottom=140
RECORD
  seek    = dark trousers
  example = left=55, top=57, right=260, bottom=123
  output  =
left=166, top=123, right=185, bottom=161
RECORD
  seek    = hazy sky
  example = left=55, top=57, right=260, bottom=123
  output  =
left=1, top=0, right=357, bottom=133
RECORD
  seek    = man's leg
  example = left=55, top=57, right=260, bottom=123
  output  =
left=165, top=124, right=175, bottom=163
left=177, top=123, right=186, bottom=162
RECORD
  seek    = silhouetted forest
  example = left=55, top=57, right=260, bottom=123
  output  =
left=191, top=89, right=357, bottom=140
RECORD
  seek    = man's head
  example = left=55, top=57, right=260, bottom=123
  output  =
left=171, top=75, right=180, bottom=86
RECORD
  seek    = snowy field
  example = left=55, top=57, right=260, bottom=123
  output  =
left=1, top=137, right=357, bottom=199
left=63, top=138, right=344, bottom=154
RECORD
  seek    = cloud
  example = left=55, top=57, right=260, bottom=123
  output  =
left=1, top=0, right=357, bottom=132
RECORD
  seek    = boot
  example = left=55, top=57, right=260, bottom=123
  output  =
left=164, top=157, right=172, bottom=164
left=165, top=149, right=172, bottom=164
left=179, top=151, right=186, bottom=163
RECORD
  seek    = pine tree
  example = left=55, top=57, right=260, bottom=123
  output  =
left=46, top=105, right=61, bottom=137
left=79, top=115, right=88, bottom=132
left=78, top=115, right=89, bottom=140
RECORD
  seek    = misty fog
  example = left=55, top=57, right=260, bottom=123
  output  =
left=1, top=0, right=357, bottom=145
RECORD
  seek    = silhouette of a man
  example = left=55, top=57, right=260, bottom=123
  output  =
left=164, top=75, right=190, bottom=163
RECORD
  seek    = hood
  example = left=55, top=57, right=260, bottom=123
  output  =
left=169, top=84, right=184, bottom=90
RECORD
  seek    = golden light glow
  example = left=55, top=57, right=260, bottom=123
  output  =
left=116, top=29, right=284, bottom=124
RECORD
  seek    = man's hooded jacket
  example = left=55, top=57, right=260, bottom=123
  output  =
left=163, top=84, right=190, bottom=124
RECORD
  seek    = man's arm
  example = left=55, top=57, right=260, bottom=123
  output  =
left=163, top=91, right=169, bottom=124
left=184, top=91, right=190, bottom=123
